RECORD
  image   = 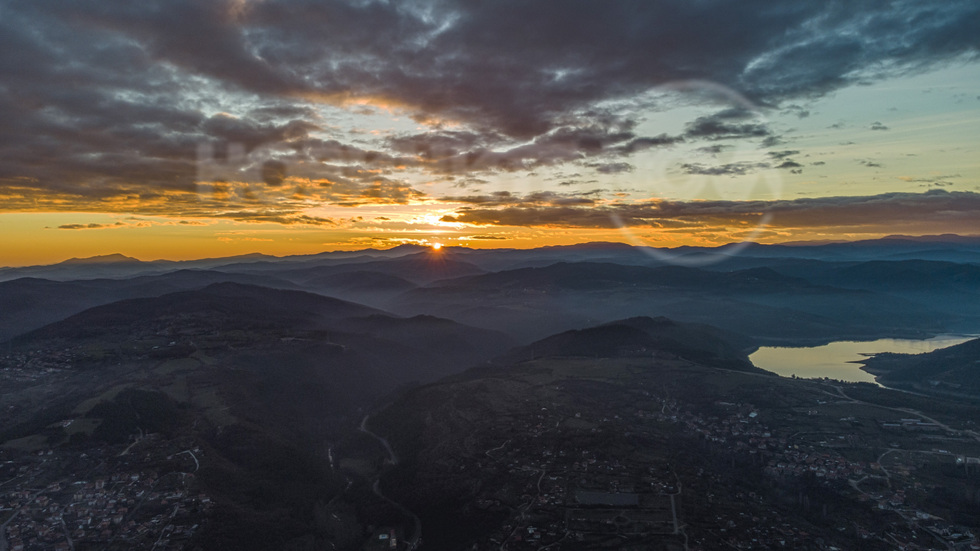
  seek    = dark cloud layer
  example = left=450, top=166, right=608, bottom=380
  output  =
left=1, top=0, right=978, bottom=214
left=684, top=109, right=773, bottom=141
left=442, top=190, right=980, bottom=231
left=57, top=223, right=124, bottom=230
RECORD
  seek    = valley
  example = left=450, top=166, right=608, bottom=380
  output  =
left=1, top=238, right=979, bottom=550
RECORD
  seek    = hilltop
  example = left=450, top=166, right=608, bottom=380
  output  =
left=498, top=316, right=762, bottom=372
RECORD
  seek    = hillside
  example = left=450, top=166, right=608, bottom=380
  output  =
left=0, top=283, right=519, bottom=550
left=0, top=270, right=302, bottom=341
left=498, top=316, right=762, bottom=372
left=391, top=261, right=951, bottom=344
left=861, top=338, right=980, bottom=396
left=368, top=353, right=980, bottom=550
left=20, top=282, right=382, bottom=342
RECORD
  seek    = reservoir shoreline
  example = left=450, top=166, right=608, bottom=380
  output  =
left=750, top=333, right=979, bottom=384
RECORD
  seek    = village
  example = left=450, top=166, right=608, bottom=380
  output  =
left=386, top=365, right=980, bottom=551
left=0, top=436, right=209, bottom=551
left=4, top=337, right=980, bottom=550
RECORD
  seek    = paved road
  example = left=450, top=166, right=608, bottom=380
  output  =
left=360, top=414, right=398, bottom=465
left=500, top=467, right=546, bottom=551
left=59, top=513, right=74, bottom=551
left=177, top=449, right=199, bottom=472
left=359, top=414, right=421, bottom=548
left=828, top=383, right=980, bottom=443
left=485, top=439, right=510, bottom=459
left=668, top=468, right=690, bottom=551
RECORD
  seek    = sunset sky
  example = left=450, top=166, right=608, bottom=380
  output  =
left=1, top=0, right=978, bottom=266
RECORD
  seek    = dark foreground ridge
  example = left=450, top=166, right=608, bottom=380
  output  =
left=370, top=354, right=980, bottom=550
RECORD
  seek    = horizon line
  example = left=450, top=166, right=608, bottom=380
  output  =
left=3, top=233, right=979, bottom=270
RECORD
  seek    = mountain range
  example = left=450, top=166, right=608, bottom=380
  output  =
left=3, top=236, right=978, bottom=346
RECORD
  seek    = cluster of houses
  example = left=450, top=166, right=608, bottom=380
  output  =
left=1, top=447, right=210, bottom=551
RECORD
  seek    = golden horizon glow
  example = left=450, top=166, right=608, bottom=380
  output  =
left=2, top=209, right=977, bottom=268
left=0, top=34, right=976, bottom=267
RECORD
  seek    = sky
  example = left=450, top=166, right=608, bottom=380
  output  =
left=0, top=0, right=978, bottom=265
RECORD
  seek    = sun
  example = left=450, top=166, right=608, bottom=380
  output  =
left=430, top=242, right=443, bottom=250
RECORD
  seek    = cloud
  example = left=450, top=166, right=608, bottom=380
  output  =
left=782, top=104, right=811, bottom=118
left=440, top=190, right=600, bottom=207
left=869, top=121, right=890, bottom=131
left=695, top=145, right=731, bottom=155
left=386, top=131, right=503, bottom=160
left=213, top=210, right=338, bottom=226
left=390, top=125, right=681, bottom=175
left=56, top=222, right=125, bottom=230
left=760, top=136, right=787, bottom=148
left=766, top=150, right=804, bottom=171
left=0, top=0, right=978, bottom=221
left=680, top=162, right=770, bottom=176
left=767, top=150, right=800, bottom=160
left=899, top=174, right=960, bottom=188
left=899, top=174, right=961, bottom=182
left=591, top=162, right=634, bottom=174
left=684, top=113, right=772, bottom=141
left=441, top=190, right=980, bottom=233
left=899, top=174, right=960, bottom=186
left=610, top=135, right=685, bottom=154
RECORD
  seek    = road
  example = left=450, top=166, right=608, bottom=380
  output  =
left=500, top=467, right=546, bottom=551
left=485, top=439, right=510, bottom=459
left=58, top=513, right=74, bottom=551
left=359, top=414, right=421, bottom=549
left=667, top=468, right=690, bottom=551
left=826, top=384, right=980, bottom=443
left=876, top=448, right=897, bottom=485
left=118, top=427, right=145, bottom=457
left=177, top=449, right=199, bottom=472
left=360, top=414, right=398, bottom=465
left=149, top=504, right=181, bottom=551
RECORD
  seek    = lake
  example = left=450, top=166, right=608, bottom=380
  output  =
left=749, top=334, right=978, bottom=384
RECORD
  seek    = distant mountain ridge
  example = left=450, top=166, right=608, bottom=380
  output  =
left=5, top=233, right=979, bottom=277
left=1, top=235, right=978, bottom=347
left=58, top=253, right=142, bottom=265
left=392, top=260, right=951, bottom=344
left=426, top=262, right=814, bottom=292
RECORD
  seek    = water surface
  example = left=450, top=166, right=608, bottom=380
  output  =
left=750, top=334, right=977, bottom=384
